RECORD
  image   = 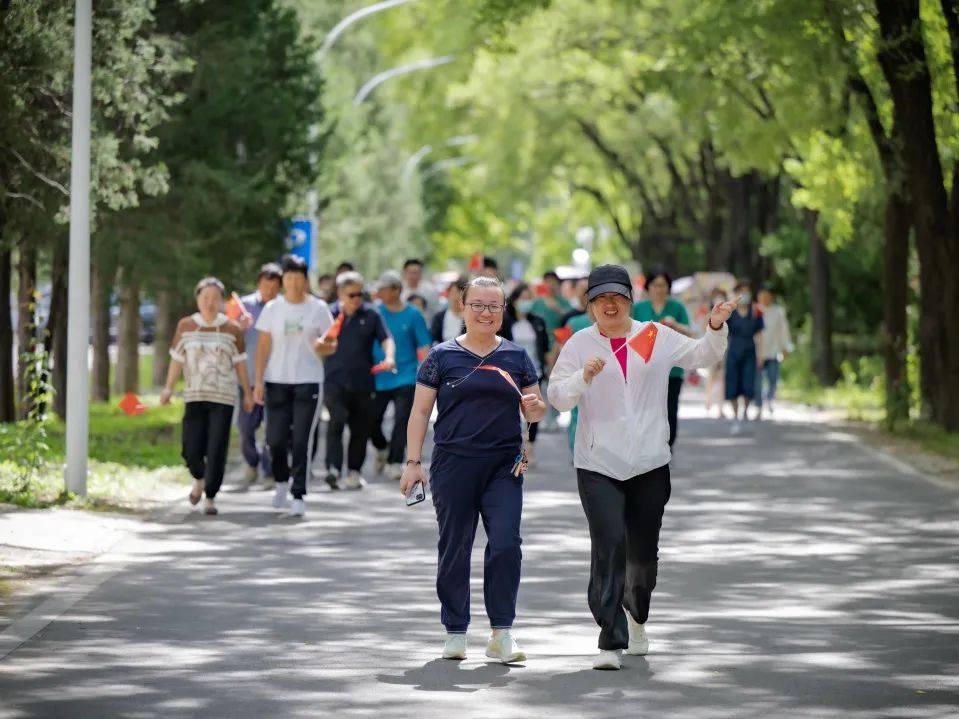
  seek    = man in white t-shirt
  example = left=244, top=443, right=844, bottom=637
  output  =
left=401, top=258, right=440, bottom=322
left=254, top=255, right=336, bottom=517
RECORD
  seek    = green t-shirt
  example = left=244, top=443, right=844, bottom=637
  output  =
left=567, top=312, right=592, bottom=334
left=532, top=296, right=574, bottom=347
left=632, top=298, right=690, bottom=378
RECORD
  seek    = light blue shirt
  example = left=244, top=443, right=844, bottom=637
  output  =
left=373, top=304, right=431, bottom=391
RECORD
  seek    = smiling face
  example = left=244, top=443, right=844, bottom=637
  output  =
left=463, top=284, right=505, bottom=338
left=591, top=292, right=632, bottom=335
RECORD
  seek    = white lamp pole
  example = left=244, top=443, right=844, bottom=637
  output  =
left=65, top=0, right=92, bottom=496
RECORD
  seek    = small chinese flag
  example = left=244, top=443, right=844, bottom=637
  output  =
left=118, top=392, right=147, bottom=416
left=628, top=322, right=658, bottom=363
left=225, top=297, right=243, bottom=321
left=478, top=365, right=522, bottom=397
left=323, top=313, right=345, bottom=340
left=417, top=347, right=429, bottom=363
left=534, top=283, right=549, bottom=297
left=467, top=252, right=483, bottom=271
left=554, top=326, right=573, bottom=344
left=370, top=361, right=394, bottom=375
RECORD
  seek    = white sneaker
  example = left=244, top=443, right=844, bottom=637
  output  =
left=592, top=649, right=622, bottom=670
left=344, top=471, right=366, bottom=490
left=442, top=633, right=467, bottom=660
left=625, top=614, right=649, bottom=655
left=289, top=498, right=305, bottom=517
left=242, top=464, right=258, bottom=487
left=485, top=629, right=526, bottom=664
left=272, top=484, right=289, bottom=508
left=374, top=449, right=388, bottom=474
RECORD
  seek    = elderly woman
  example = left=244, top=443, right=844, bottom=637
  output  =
left=162, top=277, right=254, bottom=516
left=548, top=265, right=735, bottom=670
left=400, top=277, right=546, bottom=664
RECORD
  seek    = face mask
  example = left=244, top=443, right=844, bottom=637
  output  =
left=516, top=299, right=535, bottom=314
left=738, top=292, right=752, bottom=305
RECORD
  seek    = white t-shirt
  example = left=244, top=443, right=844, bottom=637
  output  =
left=255, top=295, right=333, bottom=384
left=511, top=318, right=541, bottom=376
left=442, top=308, right=463, bottom=342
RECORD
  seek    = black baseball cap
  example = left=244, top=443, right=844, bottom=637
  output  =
left=587, top=264, right=633, bottom=302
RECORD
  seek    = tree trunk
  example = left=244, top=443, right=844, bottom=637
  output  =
left=152, top=288, right=174, bottom=388
left=876, top=0, right=959, bottom=429
left=0, top=243, right=16, bottom=422
left=47, top=240, right=68, bottom=418
left=91, top=263, right=112, bottom=402
left=805, top=210, right=839, bottom=386
left=15, top=239, right=37, bottom=418
left=114, top=268, right=140, bottom=395
left=882, top=190, right=911, bottom=427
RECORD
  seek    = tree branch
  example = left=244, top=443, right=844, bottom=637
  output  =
left=572, top=183, right=630, bottom=248
left=9, top=149, right=68, bottom=195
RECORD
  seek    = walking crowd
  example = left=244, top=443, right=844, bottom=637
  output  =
left=162, top=251, right=790, bottom=670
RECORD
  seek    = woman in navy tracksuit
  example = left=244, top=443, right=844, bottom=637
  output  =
left=401, top=276, right=546, bottom=665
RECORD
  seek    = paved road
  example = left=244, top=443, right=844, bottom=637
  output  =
left=1, top=395, right=958, bottom=718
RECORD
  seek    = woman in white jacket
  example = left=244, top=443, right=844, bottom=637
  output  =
left=547, top=264, right=736, bottom=670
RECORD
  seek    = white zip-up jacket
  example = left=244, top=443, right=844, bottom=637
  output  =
left=548, top=320, right=728, bottom=480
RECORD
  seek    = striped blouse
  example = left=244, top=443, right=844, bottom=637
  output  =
left=170, top=313, right=246, bottom=406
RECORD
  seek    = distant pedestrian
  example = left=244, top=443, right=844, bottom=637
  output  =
left=253, top=255, right=336, bottom=517
left=430, top=276, right=467, bottom=344
left=316, top=274, right=336, bottom=303
left=401, top=276, right=546, bottom=664
left=500, top=283, right=549, bottom=465
left=407, top=294, right=428, bottom=315
left=548, top=264, right=733, bottom=670
left=162, top=277, right=254, bottom=516
left=532, top=270, right=573, bottom=431
left=236, top=263, right=282, bottom=489
left=704, top=288, right=729, bottom=417
left=754, top=288, right=793, bottom=418
left=401, top=258, right=440, bottom=322
left=724, top=281, right=764, bottom=432
left=631, top=269, right=694, bottom=448
left=371, top=271, right=431, bottom=480
left=323, top=271, right=395, bottom=490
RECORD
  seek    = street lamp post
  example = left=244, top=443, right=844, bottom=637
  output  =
left=65, top=0, right=92, bottom=496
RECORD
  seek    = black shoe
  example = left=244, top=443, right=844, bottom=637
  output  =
left=324, top=472, right=340, bottom=490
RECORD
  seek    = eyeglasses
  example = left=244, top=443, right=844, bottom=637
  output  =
left=466, top=302, right=505, bottom=314
left=345, top=292, right=364, bottom=299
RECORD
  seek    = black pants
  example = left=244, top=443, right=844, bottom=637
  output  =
left=265, top=382, right=321, bottom=499
left=182, top=401, right=234, bottom=499
left=577, top=464, right=671, bottom=650
left=324, top=386, right=375, bottom=474
left=667, top=376, right=683, bottom=447
left=370, top=384, right=415, bottom=464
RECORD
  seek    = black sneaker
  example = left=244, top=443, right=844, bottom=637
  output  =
left=325, top=472, right=340, bottom=491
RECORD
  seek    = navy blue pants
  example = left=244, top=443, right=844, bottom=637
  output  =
left=725, top=347, right=757, bottom=400
left=237, top=385, right=272, bottom=476
left=429, top=448, right=523, bottom=633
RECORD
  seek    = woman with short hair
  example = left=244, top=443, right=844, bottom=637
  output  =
left=548, top=264, right=735, bottom=670
left=162, top=277, right=254, bottom=516
left=401, top=276, right=546, bottom=664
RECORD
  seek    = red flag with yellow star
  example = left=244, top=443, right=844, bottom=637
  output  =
left=628, top=322, right=658, bottom=363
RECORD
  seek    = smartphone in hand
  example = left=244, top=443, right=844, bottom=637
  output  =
left=406, top=481, right=426, bottom=507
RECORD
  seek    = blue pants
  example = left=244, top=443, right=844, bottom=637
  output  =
left=754, top=359, right=780, bottom=408
left=725, top=348, right=757, bottom=401
left=237, top=385, right=272, bottom=476
left=429, top=448, right=523, bottom=633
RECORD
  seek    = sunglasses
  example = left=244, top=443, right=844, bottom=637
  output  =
left=345, top=292, right=364, bottom=299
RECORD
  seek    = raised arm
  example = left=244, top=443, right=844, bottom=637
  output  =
left=670, top=300, right=735, bottom=371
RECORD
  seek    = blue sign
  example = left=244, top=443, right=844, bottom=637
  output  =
left=286, top=218, right=313, bottom=269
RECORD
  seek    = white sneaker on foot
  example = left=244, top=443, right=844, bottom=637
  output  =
left=625, top=614, right=649, bottom=655
left=442, top=633, right=467, bottom=660
left=485, top=629, right=526, bottom=664
left=374, top=449, right=388, bottom=474
left=344, top=471, right=366, bottom=490
left=593, top=649, right=622, bottom=670
left=289, top=498, right=305, bottom=517
left=272, top=484, right=289, bottom=508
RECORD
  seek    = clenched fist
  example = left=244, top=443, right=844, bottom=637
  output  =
left=583, top=357, right=607, bottom=384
